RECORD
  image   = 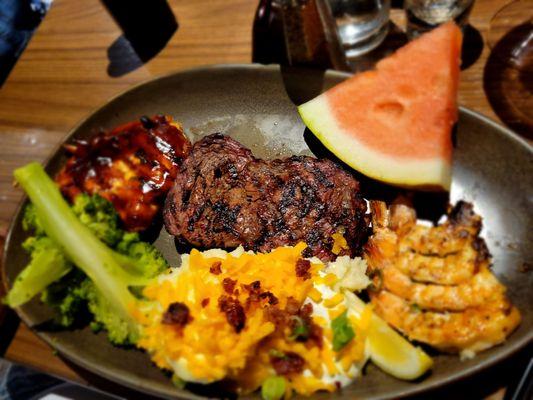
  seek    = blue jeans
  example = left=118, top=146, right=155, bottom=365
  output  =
left=0, top=360, right=63, bottom=400
left=0, top=0, right=50, bottom=84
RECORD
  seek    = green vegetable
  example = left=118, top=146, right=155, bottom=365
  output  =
left=331, top=311, right=355, bottom=351
left=8, top=192, right=125, bottom=310
left=71, top=193, right=123, bottom=246
left=410, top=303, right=421, bottom=313
left=22, top=203, right=45, bottom=235
left=171, top=374, right=186, bottom=389
left=288, top=316, right=309, bottom=341
left=40, top=270, right=91, bottom=327
left=9, top=163, right=168, bottom=345
left=268, top=349, right=287, bottom=359
left=114, top=232, right=168, bottom=278
left=4, top=236, right=71, bottom=307
left=261, top=376, right=286, bottom=400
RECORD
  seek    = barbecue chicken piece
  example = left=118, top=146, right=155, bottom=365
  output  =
left=56, top=115, right=191, bottom=231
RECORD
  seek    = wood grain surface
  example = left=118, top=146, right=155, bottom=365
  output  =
left=0, top=0, right=527, bottom=398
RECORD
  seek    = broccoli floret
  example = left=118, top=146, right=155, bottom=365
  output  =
left=8, top=193, right=126, bottom=311
left=4, top=236, right=72, bottom=308
left=41, top=235, right=167, bottom=340
left=40, top=269, right=90, bottom=327
left=115, top=232, right=168, bottom=277
left=11, top=163, right=168, bottom=345
left=22, top=204, right=45, bottom=236
left=10, top=184, right=166, bottom=309
left=84, top=281, right=138, bottom=344
left=84, top=233, right=167, bottom=344
left=71, top=193, right=123, bottom=246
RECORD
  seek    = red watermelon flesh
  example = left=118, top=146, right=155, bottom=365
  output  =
left=298, top=22, right=462, bottom=190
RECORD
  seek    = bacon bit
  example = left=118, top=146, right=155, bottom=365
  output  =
left=308, top=321, right=324, bottom=348
left=299, top=303, right=313, bottom=318
left=285, top=297, right=300, bottom=315
left=201, top=298, right=210, bottom=308
left=243, top=280, right=261, bottom=298
left=242, top=281, right=279, bottom=308
left=218, top=295, right=246, bottom=333
left=270, top=351, right=305, bottom=375
left=265, top=297, right=300, bottom=327
left=210, top=261, right=222, bottom=275
left=248, top=280, right=261, bottom=292
left=295, top=259, right=311, bottom=280
left=265, top=298, right=322, bottom=349
left=162, top=302, right=191, bottom=326
left=222, top=277, right=237, bottom=294
left=260, top=291, right=279, bottom=305
left=264, top=306, right=288, bottom=327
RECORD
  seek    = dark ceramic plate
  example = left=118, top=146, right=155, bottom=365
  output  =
left=2, top=65, right=532, bottom=399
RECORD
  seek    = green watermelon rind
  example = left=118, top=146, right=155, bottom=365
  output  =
left=298, top=95, right=452, bottom=191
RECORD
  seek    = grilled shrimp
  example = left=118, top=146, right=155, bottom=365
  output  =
left=395, top=248, right=479, bottom=285
left=365, top=200, right=521, bottom=355
left=379, top=264, right=505, bottom=311
left=372, top=290, right=521, bottom=354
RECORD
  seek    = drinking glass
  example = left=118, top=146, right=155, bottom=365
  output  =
left=329, top=0, right=391, bottom=57
left=485, top=0, right=532, bottom=137
left=488, top=0, right=532, bottom=70
left=404, top=0, right=474, bottom=38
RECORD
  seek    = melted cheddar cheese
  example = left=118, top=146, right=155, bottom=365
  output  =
left=135, top=243, right=371, bottom=396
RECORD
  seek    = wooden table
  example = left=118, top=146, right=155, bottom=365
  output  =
left=0, top=0, right=528, bottom=398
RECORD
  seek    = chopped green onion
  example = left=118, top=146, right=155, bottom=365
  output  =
left=269, top=349, right=287, bottom=359
left=261, top=376, right=286, bottom=400
left=410, top=303, right=421, bottom=313
left=331, top=311, right=355, bottom=351
left=171, top=374, right=186, bottom=389
left=289, top=316, right=309, bottom=341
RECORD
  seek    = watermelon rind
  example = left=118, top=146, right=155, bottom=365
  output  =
left=298, top=95, right=452, bottom=191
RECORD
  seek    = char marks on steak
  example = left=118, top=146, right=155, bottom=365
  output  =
left=163, top=133, right=368, bottom=261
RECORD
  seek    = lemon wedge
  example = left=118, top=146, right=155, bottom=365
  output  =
left=346, top=293, right=433, bottom=380
left=366, top=313, right=433, bottom=380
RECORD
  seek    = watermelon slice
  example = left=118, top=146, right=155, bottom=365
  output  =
left=298, top=22, right=462, bottom=190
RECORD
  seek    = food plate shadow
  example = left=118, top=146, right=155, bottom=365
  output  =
left=303, top=127, right=449, bottom=218
left=280, top=66, right=327, bottom=105
left=460, top=25, right=483, bottom=70
left=60, top=356, right=167, bottom=400
left=32, top=315, right=92, bottom=333
left=139, top=212, right=164, bottom=244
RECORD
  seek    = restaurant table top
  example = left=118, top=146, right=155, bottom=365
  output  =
left=0, top=0, right=529, bottom=399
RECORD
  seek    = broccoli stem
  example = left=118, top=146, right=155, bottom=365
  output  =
left=13, top=163, right=143, bottom=341
left=4, top=238, right=71, bottom=307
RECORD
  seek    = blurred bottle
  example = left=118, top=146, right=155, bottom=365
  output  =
left=252, top=0, right=348, bottom=70
left=252, top=0, right=288, bottom=64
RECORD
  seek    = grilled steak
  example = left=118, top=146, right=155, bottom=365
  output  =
left=163, top=133, right=368, bottom=261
